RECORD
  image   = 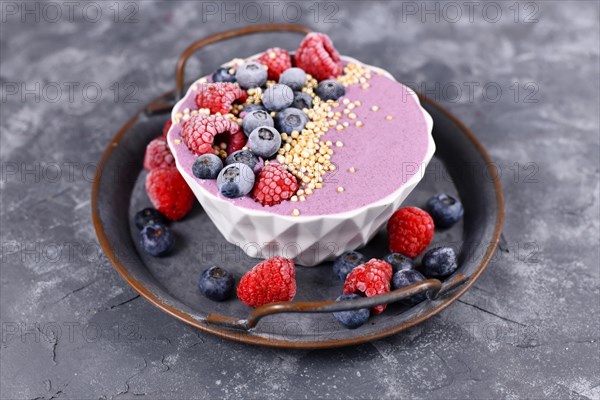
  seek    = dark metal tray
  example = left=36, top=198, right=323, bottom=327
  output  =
left=92, top=25, right=503, bottom=348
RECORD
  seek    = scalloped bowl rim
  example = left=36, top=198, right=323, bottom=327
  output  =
left=168, top=55, right=435, bottom=221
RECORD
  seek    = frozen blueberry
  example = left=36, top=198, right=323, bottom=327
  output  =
left=275, top=108, right=309, bottom=134
left=235, top=61, right=267, bottom=89
left=134, top=208, right=166, bottom=230
left=426, top=193, right=464, bottom=229
left=333, top=251, right=366, bottom=281
left=139, top=222, right=175, bottom=257
left=262, top=84, right=294, bottom=111
left=240, top=104, right=266, bottom=118
left=383, top=253, right=414, bottom=273
left=212, top=66, right=236, bottom=83
left=225, top=149, right=259, bottom=170
left=198, top=266, right=235, bottom=301
left=392, top=270, right=427, bottom=306
left=421, top=247, right=458, bottom=278
left=279, top=67, right=306, bottom=91
left=243, top=104, right=266, bottom=113
left=248, top=126, right=281, bottom=158
left=242, top=109, right=274, bottom=136
left=192, top=153, right=223, bottom=180
left=291, top=92, right=313, bottom=110
left=332, top=294, right=370, bottom=329
left=216, top=163, right=255, bottom=198
left=315, top=79, right=345, bottom=101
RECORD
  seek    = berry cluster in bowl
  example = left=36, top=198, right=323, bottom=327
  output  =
left=133, top=194, right=464, bottom=329
left=171, top=33, right=355, bottom=213
left=166, top=32, right=431, bottom=220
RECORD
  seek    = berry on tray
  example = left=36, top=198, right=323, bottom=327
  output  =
left=134, top=207, right=166, bottom=230
left=421, top=247, right=458, bottom=278
left=279, top=67, right=307, bottom=91
left=257, top=48, right=292, bottom=80
left=387, top=207, right=434, bottom=258
left=248, top=126, right=282, bottom=158
left=262, top=84, right=294, bottom=112
left=139, top=222, right=175, bottom=257
left=225, top=149, right=260, bottom=171
left=143, top=138, right=175, bottom=171
left=426, top=193, right=464, bottom=229
left=392, top=270, right=427, bottom=306
left=295, top=32, right=343, bottom=81
left=181, top=113, right=246, bottom=156
left=237, top=256, right=296, bottom=308
left=242, top=109, right=274, bottom=136
left=212, top=66, right=237, bottom=83
left=162, top=119, right=172, bottom=137
left=216, top=163, right=255, bottom=199
left=290, top=92, right=312, bottom=110
left=275, top=107, right=309, bottom=134
left=333, top=251, right=366, bottom=281
left=195, top=82, right=246, bottom=115
left=343, top=259, right=393, bottom=314
left=146, top=168, right=194, bottom=221
left=315, top=79, right=345, bottom=101
left=383, top=253, right=414, bottom=273
left=198, top=266, right=235, bottom=301
left=235, top=61, right=268, bottom=89
left=192, top=153, right=223, bottom=180
left=253, top=163, right=299, bottom=206
left=332, top=294, right=370, bottom=329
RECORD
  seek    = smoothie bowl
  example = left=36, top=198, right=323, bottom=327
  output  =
left=167, top=33, right=434, bottom=266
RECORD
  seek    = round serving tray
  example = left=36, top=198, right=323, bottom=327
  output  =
left=92, top=25, right=503, bottom=349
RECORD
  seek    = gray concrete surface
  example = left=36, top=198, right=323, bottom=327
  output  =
left=1, top=1, right=599, bottom=399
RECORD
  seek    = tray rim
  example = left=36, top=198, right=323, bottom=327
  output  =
left=91, top=91, right=504, bottom=349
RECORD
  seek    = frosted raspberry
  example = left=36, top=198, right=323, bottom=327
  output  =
left=237, top=256, right=296, bottom=307
left=252, top=163, right=299, bottom=206
left=387, top=207, right=435, bottom=258
left=195, top=82, right=247, bottom=115
left=295, top=33, right=343, bottom=81
left=257, top=48, right=292, bottom=80
left=181, top=113, right=246, bottom=156
left=145, top=167, right=194, bottom=221
left=143, top=138, right=175, bottom=171
left=343, top=259, right=393, bottom=314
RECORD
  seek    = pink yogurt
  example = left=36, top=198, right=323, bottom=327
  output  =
left=168, top=71, right=429, bottom=216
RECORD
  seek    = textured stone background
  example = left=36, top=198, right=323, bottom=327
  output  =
left=1, top=1, right=599, bottom=399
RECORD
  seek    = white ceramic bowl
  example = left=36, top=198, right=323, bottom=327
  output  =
left=168, top=56, right=434, bottom=266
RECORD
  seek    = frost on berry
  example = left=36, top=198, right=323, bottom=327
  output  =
left=295, top=33, right=343, bottom=81
left=195, top=82, right=246, bottom=115
left=181, top=114, right=246, bottom=156
left=343, top=259, right=392, bottom=314
left=252, top=163, right=299, bottom=206
left=237, top=256, right=296, bottom=307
